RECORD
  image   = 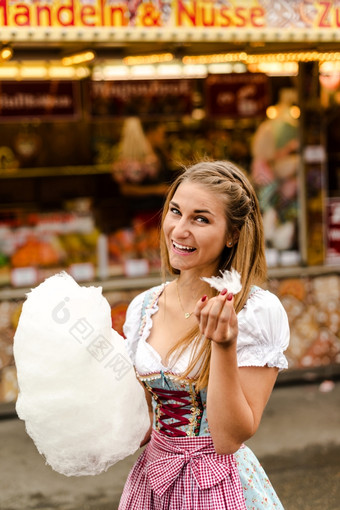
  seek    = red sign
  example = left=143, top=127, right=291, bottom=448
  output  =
left=0, top=81, right=80, bottom=120
left=326, top=198, right=340, bottom=264
left=205, top=73, right=269, bottom=118
left=89, top=79, right=194, bottom=118
left=0, top=1, right=338, bottom=31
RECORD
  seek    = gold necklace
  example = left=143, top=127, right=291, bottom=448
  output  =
left=176, top=279, right=194, bottom=319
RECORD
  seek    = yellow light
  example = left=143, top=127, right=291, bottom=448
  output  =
left=48, top=66, right=77, bottom=79
left=182, top=64, right=207, bottom=77
left=157, top=63, right=183, bottom=76
left=20, top=65, right=48, bottom=79
left=0, top=46, right=13, bottom=61
left=192, top=108, right=206, bottom=120
left=74, top=66, right=91, bottom=79
left=123, top=53, right=173, bottom=66
left=93, top=65, right=129, bottom=80
left=233, top=63, right=247, bottom=73
left=0, top=60, right=91, bottom=80
left=0, top=66, right=18, bottom=78
left=183, top=53, right=243, bottom=65
left=290, top=105, right=301, bottom=120
left=130, top=65, right=157, bottom=77
left=62, top=50, right=96, bottom=66
left=320, top=61, right=340, bottom=72
left=248, top=62, right=298, bottom=76
left=208, top=63, right=233, bottom=74
left=182, top=51, right=340, bottom=66
left=266, top=106, right=278, bottom=120
left=48, top=65, right=90, bottom=79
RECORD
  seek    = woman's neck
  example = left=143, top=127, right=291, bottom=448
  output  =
left=175, top=270, right=215, bottom=301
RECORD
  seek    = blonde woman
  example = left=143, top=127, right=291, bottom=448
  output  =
left=119, top=160, right=289, bottom=510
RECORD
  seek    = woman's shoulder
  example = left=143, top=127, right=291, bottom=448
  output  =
left=237, top=286, right=290, bottom=370
left=242, top=286, right=287, bottom=317
left=122, top=283, right=166, bottom=363
left=123, top=283, right=167, bottom=337
left=237, top=286, right=290, bottom=346
left=125, top=283, right=165, bottom=321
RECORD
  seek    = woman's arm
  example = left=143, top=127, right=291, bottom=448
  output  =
left=195, top=292, right=278, bottom=455
left=140, top=385, right=153, bottom=447
left=208, top=344, right=278, bottom=454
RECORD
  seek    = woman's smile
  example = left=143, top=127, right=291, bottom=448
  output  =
left=171, top=240, right=196, bottom=255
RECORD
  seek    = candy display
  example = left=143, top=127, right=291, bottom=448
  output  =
left=267, top=275, right=340, bottom=368
left=108, top=215, right=160, bottom=274
left=0, top=210, right=99, bottom=287
left=0, top=365, right=18, bottom=403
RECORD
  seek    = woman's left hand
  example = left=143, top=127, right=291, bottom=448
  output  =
left=194, top=290, right=238, bottom=346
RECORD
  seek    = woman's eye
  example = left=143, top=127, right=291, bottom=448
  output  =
left=196, top=216, right=209, bottom=224
left=170, top=207, right=181, bottom=215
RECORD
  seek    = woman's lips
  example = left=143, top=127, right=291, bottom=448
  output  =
left=172, top=240, right=196, bottom=255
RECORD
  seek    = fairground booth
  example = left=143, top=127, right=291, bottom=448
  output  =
left=1, top=0, right=340, bottom=409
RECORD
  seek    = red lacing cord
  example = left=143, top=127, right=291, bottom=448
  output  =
left=153, top=387, right=194, bottom=437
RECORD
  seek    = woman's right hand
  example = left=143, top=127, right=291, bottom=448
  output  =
left=194, top=290, right=238, bottom=348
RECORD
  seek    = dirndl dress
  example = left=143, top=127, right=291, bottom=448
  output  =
left=118, top=373, right=284, bottom=510
left=119, top=284, right=289, bottom=510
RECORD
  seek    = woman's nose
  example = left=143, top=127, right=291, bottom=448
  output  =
left=172, top=217, right=190, bottom=237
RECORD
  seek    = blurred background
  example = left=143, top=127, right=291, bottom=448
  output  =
left=0, top=1, right=340, bottom=508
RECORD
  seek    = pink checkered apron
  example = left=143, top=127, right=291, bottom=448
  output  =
left=118, top=429, right=247, bottom=510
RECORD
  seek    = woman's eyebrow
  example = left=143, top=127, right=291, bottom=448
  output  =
left=170, top=200, right=180, bottom=208
left=169, top=200, right=215, bottom=216
left=194, top=209, right=213, bottom=215
left=170, top=200, right=214, bottom=215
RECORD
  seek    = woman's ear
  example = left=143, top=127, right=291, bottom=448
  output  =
left=226, top=231, right=239, bottom=248
left=232, top=230, right=240, bottom=245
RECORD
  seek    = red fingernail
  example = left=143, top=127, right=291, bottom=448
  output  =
left=201, top=295, right=207, bottom=302
left=220, top=289, right=228, bottom=296
left=227, top=293, right=233, bottom=301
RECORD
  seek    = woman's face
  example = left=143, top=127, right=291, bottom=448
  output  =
left=163, top=181, right=229, bottom=276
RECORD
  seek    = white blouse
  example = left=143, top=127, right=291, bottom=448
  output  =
left=123, top=284, right=290, bottom=376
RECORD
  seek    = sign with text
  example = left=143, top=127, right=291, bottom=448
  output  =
left=0, top=81, right=80, bottom=120
left=205, top=73, right=269, bottom=118
left=326, top=197, right=340, bottom=264
left=0, top=1, right=338, bottom=34
left=89, top=79, right=194, bottom=118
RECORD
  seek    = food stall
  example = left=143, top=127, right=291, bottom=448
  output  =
left=1, top=0, right=340, bottom=408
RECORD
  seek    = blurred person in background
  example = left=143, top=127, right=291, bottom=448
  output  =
left=251, top=88, right=300, bottom=255
left=112, top=117, right=176, bottom=223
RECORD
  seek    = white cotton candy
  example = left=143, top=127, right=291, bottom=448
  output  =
left=13, top=272, right=150, bottom=477
left=201, top=268, right=242, bottom=294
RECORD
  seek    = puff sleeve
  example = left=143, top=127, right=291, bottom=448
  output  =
left=237, top=289, right=290, bottom=370
left=122, top=290, right=147, bottom=364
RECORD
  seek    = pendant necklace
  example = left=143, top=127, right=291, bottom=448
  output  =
left=176, top=279, right=194, bottom=319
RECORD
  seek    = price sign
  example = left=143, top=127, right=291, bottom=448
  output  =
left=124, top=259, right=149, bottom=277
left=11, top=267, right=38, bottom=288
left=69, top=263, right=95, bottom=282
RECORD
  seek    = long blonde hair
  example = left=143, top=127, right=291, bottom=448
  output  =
left=160, top=160, right=267, bottom=390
